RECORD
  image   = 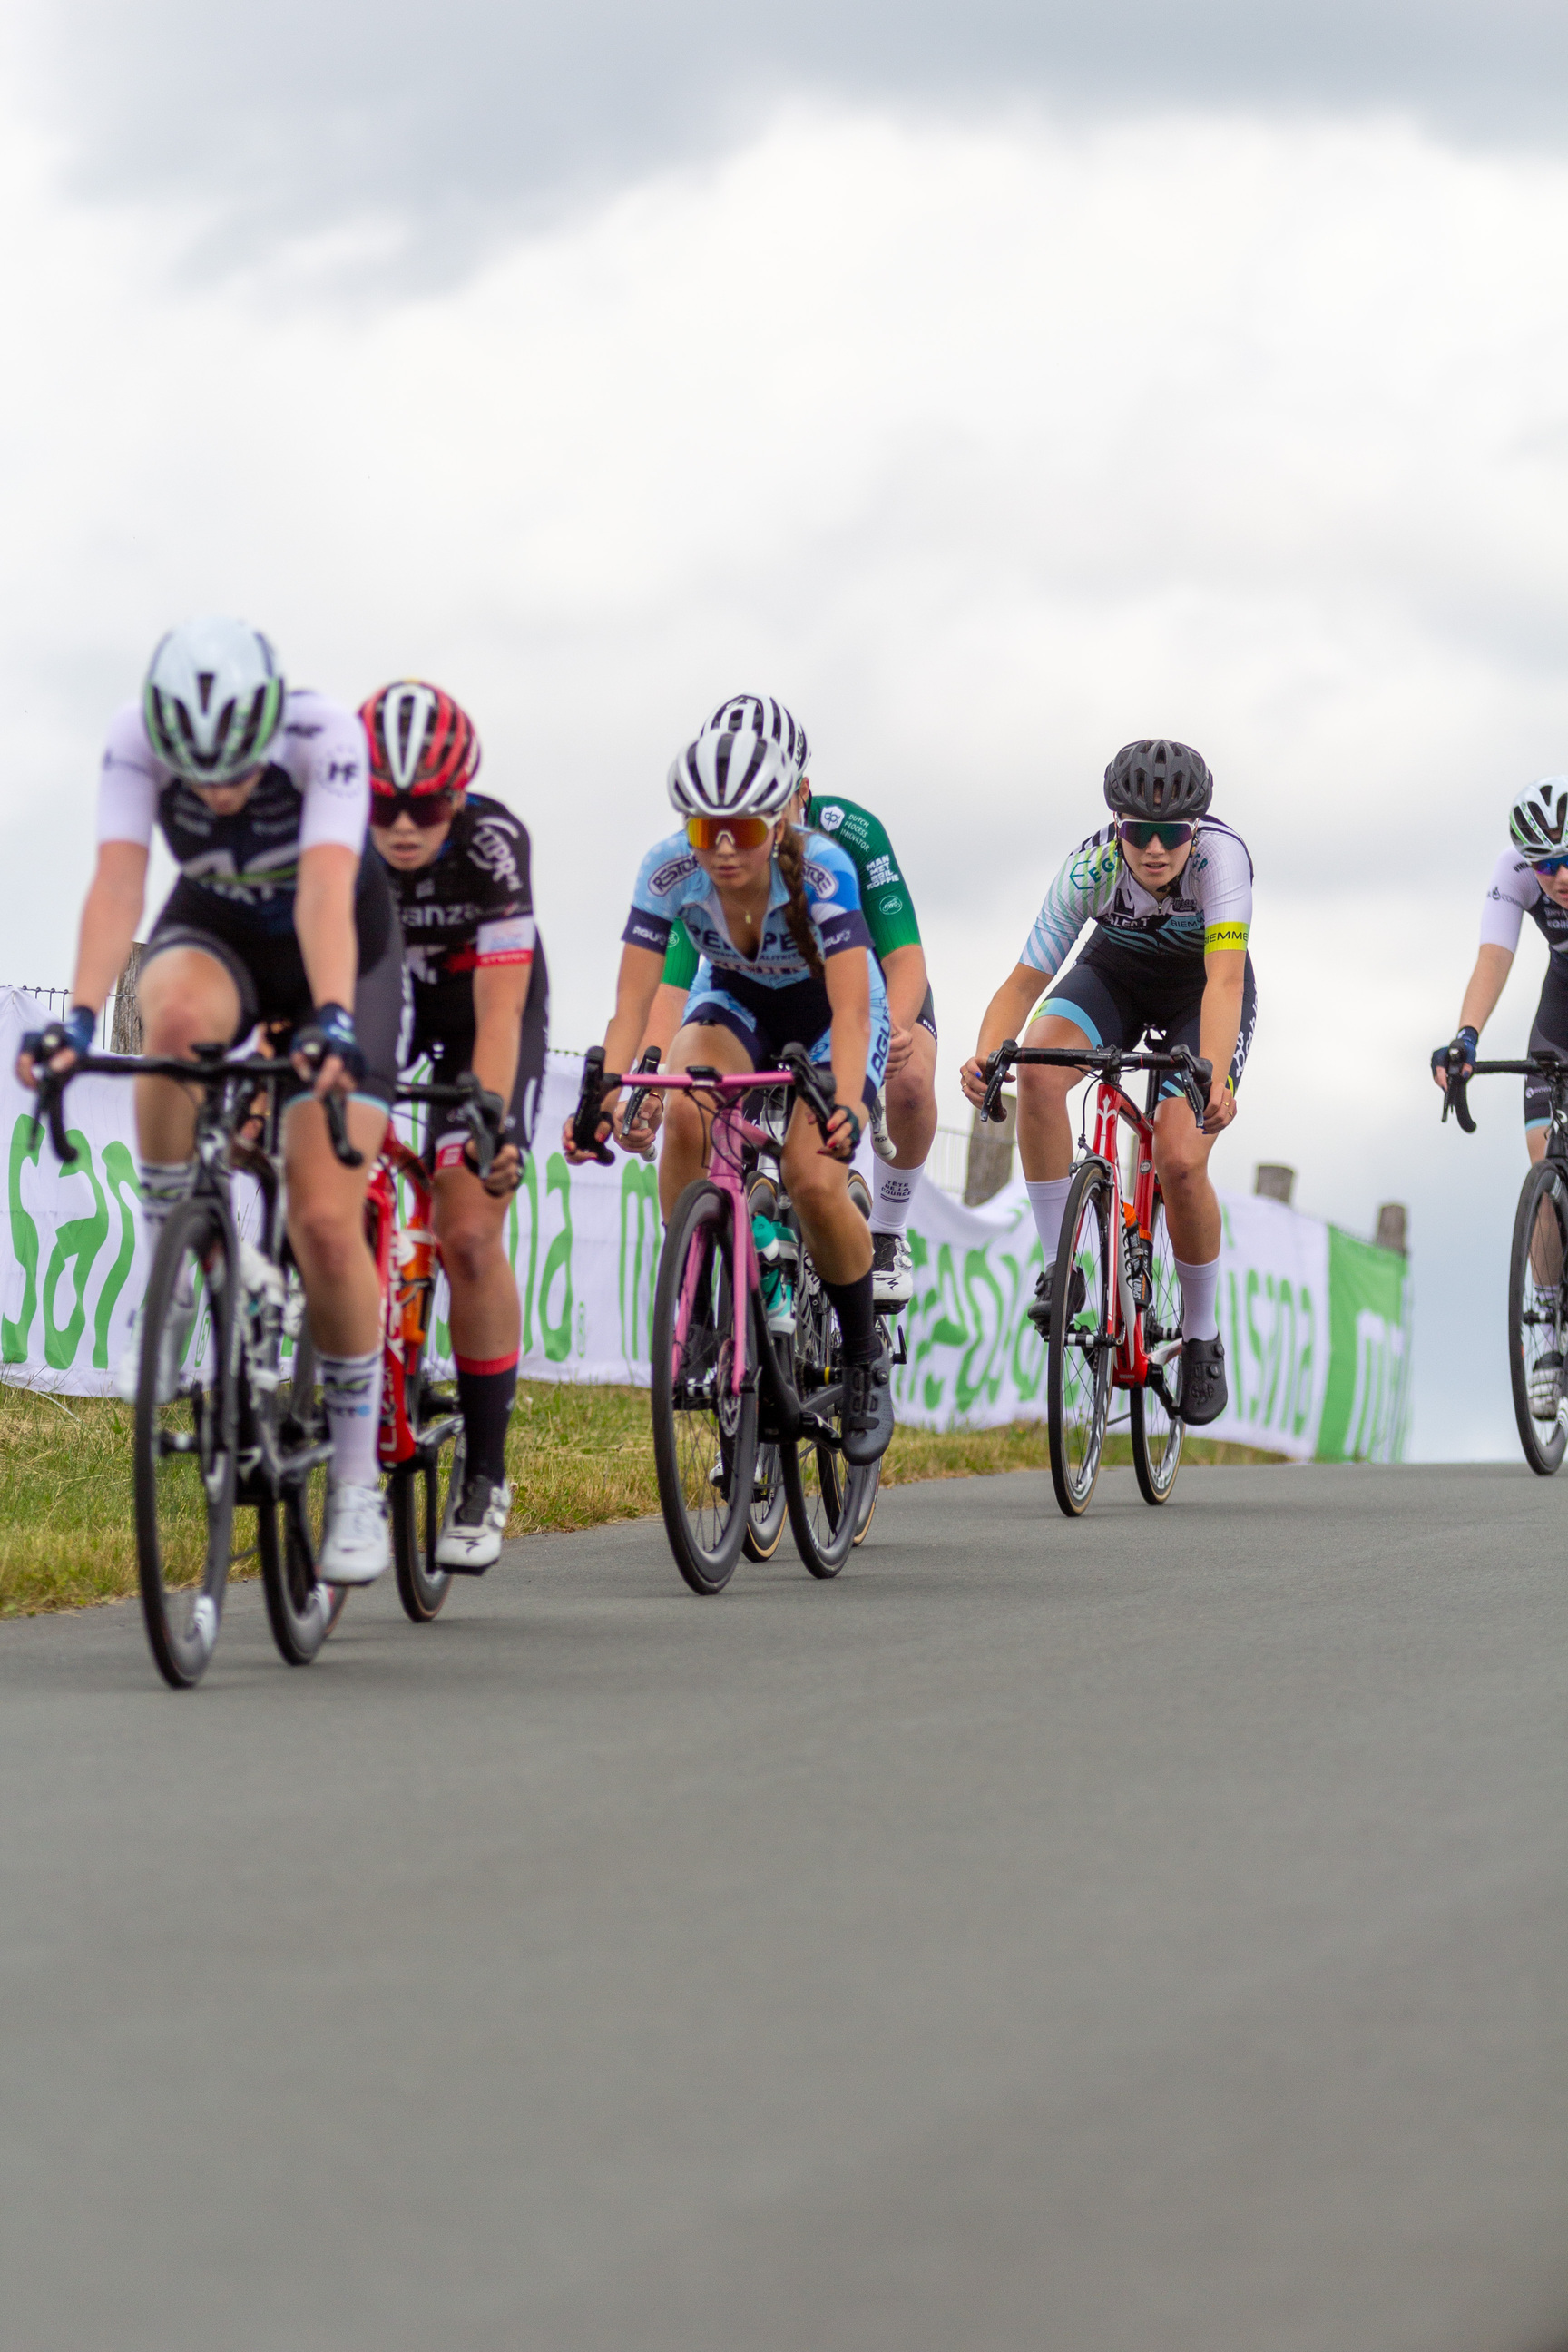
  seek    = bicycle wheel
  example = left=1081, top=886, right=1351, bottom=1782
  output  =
left=1131, top=1188, right=1185, bottom=1505
left=781, top=1259, right=875, bottom=1578
left=133, top=1197, right=238, bottom=1690
left=1509, top=1156, right=1568, bottom=1475
left=742, top=1439, right=789, bottom=1561
left=1047, top=1161, right=1114, bottom=1518
left=391, top=1413, right=462, bottom=1622
left=651, top=1180, right=759, bottom=1594
left=851, top=1458, right=881, bottom=1544
left=257, top=1318, right=339, bottom=1665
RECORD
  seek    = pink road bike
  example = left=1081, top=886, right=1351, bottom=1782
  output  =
left=571, top=1045, right=881, bottom=1593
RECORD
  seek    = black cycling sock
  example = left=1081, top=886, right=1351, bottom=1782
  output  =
left=455, top=1352, right=518, bottom=1485
left=823, top=1269, right=877, bottom=1367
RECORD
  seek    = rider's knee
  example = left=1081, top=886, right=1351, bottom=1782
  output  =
left=885, top=1063, right=935, bottom=1127
left=1016, top=1060, right=1071, bottom=1118
left=1153, top=1118, right=1208, bottom=1188
left=438, top=1211, right=502, bottom=1290
left=664, top=1093, right=706, bottom=1157
left=288, top=1198, right=364, bottom=1277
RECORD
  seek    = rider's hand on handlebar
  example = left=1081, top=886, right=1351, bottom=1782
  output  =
left=1431, top=1026, right=1479, bottom=1091
left=612, top=1091, right=663, bottom=1153
left=466, top=1138, right=523, bottom=1195
left=885, top=1021, right=916, bottom=1077
left=820, top=1102, right=862, bottom=1161
left=562, top=1097, right=615, bottom=1165
left=291, top=1004, right=366, bottom=1101
left=1201, top=1075, right=1237, bottom=1136
left=958, top=1054, right=989, bottom=1109
left=15, top=1008, right=94, bottom=1093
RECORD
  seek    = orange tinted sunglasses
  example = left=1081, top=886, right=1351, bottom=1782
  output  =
left=685, top=814, right=774, bottom=851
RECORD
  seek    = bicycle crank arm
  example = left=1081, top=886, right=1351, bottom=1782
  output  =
left=1146, top=1338, right=1183, bottom=1366
left=409, top=1413, right=463, bottom=1457
left=275, top=1437, right=335, bottom=1480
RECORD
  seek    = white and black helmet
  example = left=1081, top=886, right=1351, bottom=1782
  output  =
left=143, top=617, right=286, bottom=785
left=1508, top=776, right=1568, bottom=859
left=668, top=729, right=799, bottom=822
left=699, top=693, right=808, bottom=782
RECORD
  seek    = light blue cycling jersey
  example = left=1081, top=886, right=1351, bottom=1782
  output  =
left=623, top=827, right=875, bottom=983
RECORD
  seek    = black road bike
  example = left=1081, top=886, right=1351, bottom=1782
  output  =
left=1439, top=1044, right=1568, bottom=1475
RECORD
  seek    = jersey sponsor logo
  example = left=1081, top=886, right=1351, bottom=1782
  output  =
left=469, top=818, right=522, bottom=888
left=1203, top=921, right=1250, bottom=952
left=816, top=804, right=845, bottom=831
left=865, top=854, right=898, bottom=887
left=648, top=853, right=698, bottom=895
left=323, top=754, right=362, bottom=789
left=879, top=894, right=906, bottom=915
left=803, top=860, right=838, bottom=899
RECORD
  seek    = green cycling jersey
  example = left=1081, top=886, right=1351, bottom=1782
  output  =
left=660, top=791, right=922, bottom=991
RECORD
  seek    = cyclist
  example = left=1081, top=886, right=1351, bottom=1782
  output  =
left=1433, top=778, right=1568, bottom=1416
left=363, top=680, right=548, bottom=1572
left=16, top=618, right=403, bottom=1580
left=563, top=726, right=896, bottom=1465
left=634, top=694, right=934, bottom=1312
left=959, top=739, right=1254, bottom=1426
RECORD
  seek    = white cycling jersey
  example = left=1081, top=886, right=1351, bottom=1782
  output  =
left=1478, top=848, right=1568, bottom=960
left=1021, top=818, right=1253, bottom=975
left=96, top=690, right=369, bottom=913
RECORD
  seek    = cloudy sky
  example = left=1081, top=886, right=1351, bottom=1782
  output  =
left=5, top=0, right=1568, bottom=1455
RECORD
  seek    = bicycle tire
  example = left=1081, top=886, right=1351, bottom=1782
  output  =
left=742, top=1439, right=789, bottom=1561
left=1130, top=1188, right=1185, bottom=1505
left=391, top=1418, right=462, bottom=1622
left=257, top=1318, right=338, bottom=1665
left=1047, top=1161, right=1114, bottom=1518
left=133, top=1196, right=239, bottom=1690
left=851, top=1457, right=881, bottom=1544
left=781, top=1259, right=873, bottom=1578
left=651, top=1180, right=759, bottom=1594
left=1508, top=1157, right=1568, bottom=1475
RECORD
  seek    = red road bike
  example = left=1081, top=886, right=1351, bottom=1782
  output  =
left=980, top=1039, right=1212, bottom=1516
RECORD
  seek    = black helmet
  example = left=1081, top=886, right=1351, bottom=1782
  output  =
left=1103, top=740, right=1212, bottom=820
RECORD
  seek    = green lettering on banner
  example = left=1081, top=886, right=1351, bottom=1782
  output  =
left=505, top=1152, right=541, bottom=1356
left=619, top=1160, right=660, bottom=1366
left=1009, top=1237, right=1046, bottom=1399
left=3, top=1112, right=43, bottom=1362
left=43, top=1130, right=108, bottom=1368
left=1317, top=1226, right=1409, bottom=1461
left=539, top=1152, right=574, bottom=1364
left=93, top=1142, right=142, bottom=1368
left=1293, top=1288, right=1316, bottom=1439
left=955, top=1247, right=1009, bottom=1416
left=915, top=1242, right=969, bottom=1416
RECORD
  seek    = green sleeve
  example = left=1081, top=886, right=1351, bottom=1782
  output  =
left=662, top=916, right=701, bottom=991
left=810, top=796, right=923, bottom=960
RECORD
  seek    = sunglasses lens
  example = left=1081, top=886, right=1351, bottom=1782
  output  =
left=373, top=792, right=453, bottom=828
left=1121, top=820, right=1193, bottom=850
left=686, top=816, right=771, bottom=849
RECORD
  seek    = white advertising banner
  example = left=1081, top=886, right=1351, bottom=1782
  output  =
left=0, top=990, right=1399, bottom=1460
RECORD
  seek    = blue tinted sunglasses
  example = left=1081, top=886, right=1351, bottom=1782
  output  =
left=1533, top=854, right=1568, bottom=877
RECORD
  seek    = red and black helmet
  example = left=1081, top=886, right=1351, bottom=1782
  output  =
left=359, top=681, right=481, bottom=799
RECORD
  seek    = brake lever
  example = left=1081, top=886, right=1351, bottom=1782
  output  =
left=1442, top=1067, right=1476, bottom=1134
left=981, top=1041, right=1016, bottom=1125
left=572, top=1047, right=617, bottom=1166
left=1182, top=1052, right=1213, bottom=1128
left=460, top=1079, right=504, bottom=1181
left=28, top=1069, right=80, bottom=1171
left=324, top=1089, right=364, bottom=1169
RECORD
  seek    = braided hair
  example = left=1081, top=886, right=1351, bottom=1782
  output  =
left=773, top=822, right=825, bottom=979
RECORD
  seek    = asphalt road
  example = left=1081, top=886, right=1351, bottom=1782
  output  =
left=1, top=1463, right=1564, bottom=2352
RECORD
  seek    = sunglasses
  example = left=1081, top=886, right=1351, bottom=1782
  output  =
left=686, top=815, right=774, bottom=851
left=370, top=789, right=456, bottom=829
left=1534, top=854, right=1568, bottom=877
left=1118, top=819, right=1196, bottom=852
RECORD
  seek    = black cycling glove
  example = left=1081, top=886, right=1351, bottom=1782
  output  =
left=293, top=1001, right=367, bottom=1083
left=1431, top=1024, right=1479, bottom=1078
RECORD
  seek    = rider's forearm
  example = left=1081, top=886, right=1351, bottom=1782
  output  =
left=638, top=983, right=689, bottom=1064
left=70, top=848, right=148, bottom=1012
left=294, top=845, right=359, bottom=1012
left=470, top=961, right=530, bottom=1103
left=975, top=965, right=1048, bottom=1062
left=1198, top=964, right=1246, bottom=1092
left=1457, top=944, right=1514, bottom=1037
left=829, top=1006, right=870, bottom=1120
left=880, top=944, right=928, bottom=1034
left=603, top=946, right=667, bottom=1079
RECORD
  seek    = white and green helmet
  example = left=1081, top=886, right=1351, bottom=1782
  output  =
left=1508, top=775, right=1568, bottom=860
left=143, top=617, right=286, bottom=784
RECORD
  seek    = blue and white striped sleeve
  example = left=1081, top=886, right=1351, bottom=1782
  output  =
left=1020, top=830, right=1121, bottom=975
left=622, top=831, right=700, bottom=956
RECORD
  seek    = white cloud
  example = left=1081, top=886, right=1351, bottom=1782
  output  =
left=4, top=92, right=1567, bottom=1451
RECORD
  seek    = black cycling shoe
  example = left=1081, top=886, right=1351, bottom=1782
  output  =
left=1026, top=1262, right=1087, bottom=1337
left=842, top=1346, right=895, bottom=1466
left=1180, top=1334, right=1228, bottom=1426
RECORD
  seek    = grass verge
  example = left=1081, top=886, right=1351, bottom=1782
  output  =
left=0, top=1378, right=1284, bottom=1617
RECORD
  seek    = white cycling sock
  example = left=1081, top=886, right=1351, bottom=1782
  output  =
left=1026, top=1176, right=1074, bottom=1265
left=318, top=1346, right=384, bottom=1488
left=137, top=1161, right=189, bottom=1251
left=870, top=1164, right=918, bottom=1236
left=1173, top=1252, right=1221, bottom=1343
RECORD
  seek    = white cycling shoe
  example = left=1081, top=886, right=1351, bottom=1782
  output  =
left=871, top=1231, right=913, bottom=1310
left=318, top=1481, right=390, bottom=1584
left=435, top=1475, right=512, bottom=1573
left=113, top=1272, right=198, bottom=1405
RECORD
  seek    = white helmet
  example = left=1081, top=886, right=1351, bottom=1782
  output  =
left=699, top=692, right=808, bottom=782
left=1509, top=776, right=1568, bottom=859
left=667, top=729, right=798, bottom=822
left=143, top=617, right=286, bottom=784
